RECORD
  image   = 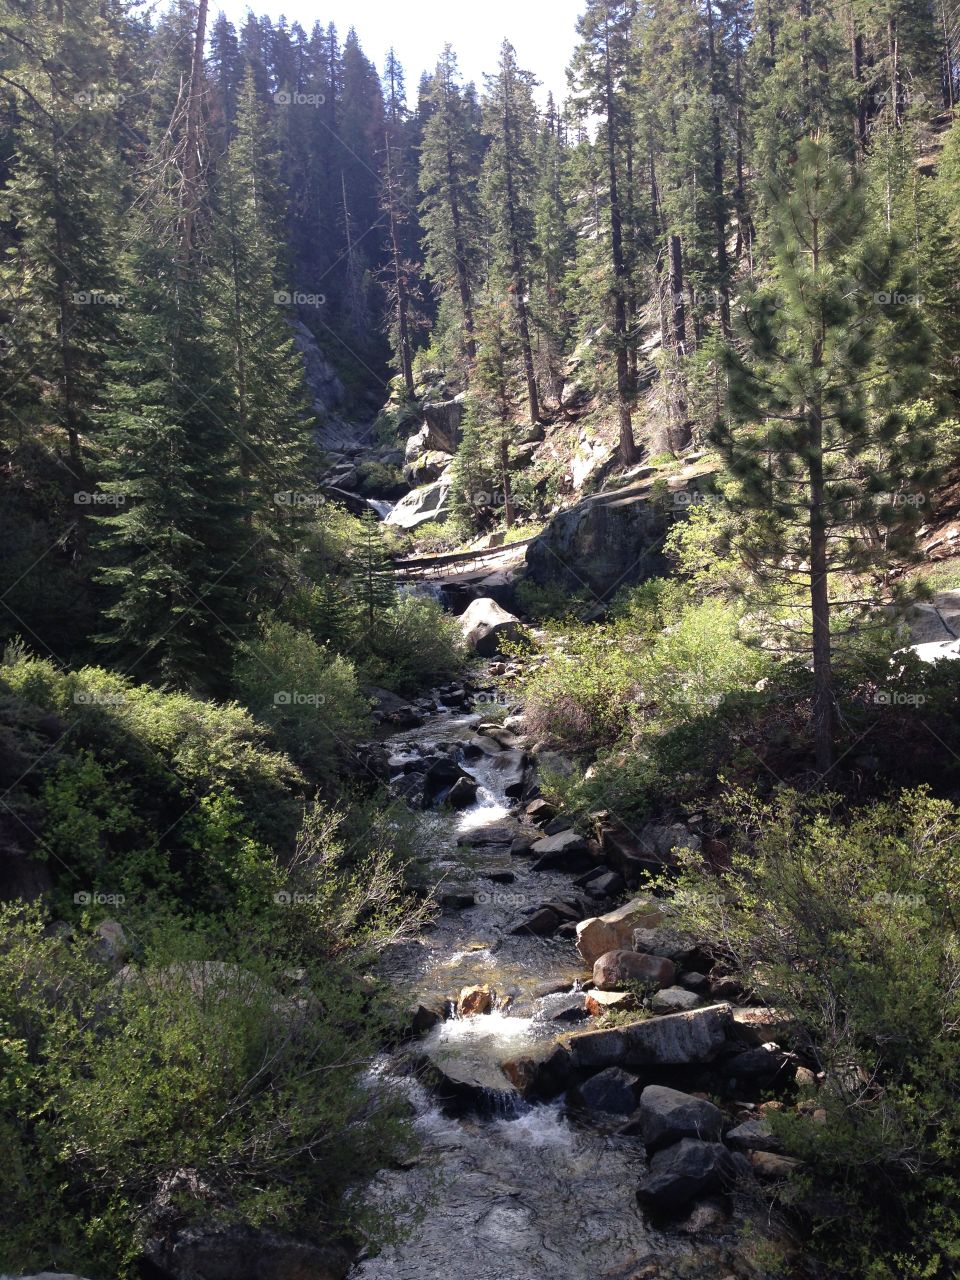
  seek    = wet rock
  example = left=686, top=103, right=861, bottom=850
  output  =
left=719, top=1044, right=790, bottom=1087
left=593, top=949, right=676, bottom=992
left=408, top=1000, right=446, bottom=1036
left=575, top=897, right=666, bottom=966
left=543, top=993, right=590, bottom=1023
left=445, top=776, right=479, bottom=808
left=385, top=474, right=452, bottom=531
left=458, top=822, right=517, bottom=847
left=511, top=906, right=560, bottom=936
left=403, top=448, right=452, bottom=486
left=142, top=1224, right=351, bottom=1280
left=622, top=1084, right=724, bottom=1150
left=462, top=733, right=504, bottom=759
left=566, top=1003, right=734, bottom=1071
left=513, top=1043, right=573, bottom=1099
left=542, top=816, right=573, bottom=835
left=574, top=1066, right=640, bottom=1115
left=510, top=834, right=536, bottom=857
left=525, top=797, right=556, bottom=824
left=525, top=484, right=679, bottom=600
left=458, top=984, right=493, bottom=1016
left=730, top=1006, right=799, bottom=1048
left=709, top=974, right=744, bottom=1001
left=585, top=989, right=638, bottom=1016
left=677, top=971, right=711, bottom=995
left=637, top=1138, right=748, bottom=1212
left=423, top=756, right=472, bottom=802
left=458, top=598, right=526, bottom=657
left=487, top=869, right=516, bottom=884
left=390, top=772, right=427, bottom=809
left=530, top=829, right=592, bottom=871
left=582, top=869, right=627, bottom=899
left=725, top=1118, right=782, bottom=1153
left=440, top=890, right=476, bottom=910
left=487, top=748, right=528, bottom=798
left=651, top=986, right=703, bottom=1014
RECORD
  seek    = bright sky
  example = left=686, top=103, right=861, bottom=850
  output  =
left=214, top=0, right=586, bottom=102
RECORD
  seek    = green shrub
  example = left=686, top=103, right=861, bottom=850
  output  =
left=2, top=647, right=304, bottom=915
left=670, top=787, right=960, bottom=1277
left=521, top=625, right=639, bottom=750
left=514, top=577, right=592, bottom=621
left=0, top=900, right=416, bottom=1276
left=361, top=594, right=468, bottom=695
left=633, top=598, right=771, bottom=728
left=234, top=620, right=371, bottom=785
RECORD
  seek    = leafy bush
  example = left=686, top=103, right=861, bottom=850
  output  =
left=234, top=620, right=371, bottom=784
left=670, top=787, right=960, bottom=1278
left=521, top=625, right=639, bottom=750
left=514, top=577, right=592, bottom=621
left=1, top=647, right=304, bottom=915
left=0, top=899, right=417, bottom=1277
left=361, top=594, right=468, bottom=695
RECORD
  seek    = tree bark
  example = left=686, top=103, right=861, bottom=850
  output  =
left=705, top=0, right=731, bottom=335
left=179, top=0, right=208, bottom=266
left=808, top=209, right=833, bottom=773
left=603, top=11, right=639, bottom=463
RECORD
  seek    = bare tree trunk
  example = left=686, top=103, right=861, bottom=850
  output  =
left=384, top=136, right=414, bottom=397
left=500, top=77, right=540, bottom=425
left=808, top=210, right=833, bottom=773
left=179, top=0, right=208, bottom=265
left=705, top=0, right=731, bottom=335
left=603, top=13, right=639, bottom=464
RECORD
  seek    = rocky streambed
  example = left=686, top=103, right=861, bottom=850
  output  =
left=349, top=672, right=805, bottom=1280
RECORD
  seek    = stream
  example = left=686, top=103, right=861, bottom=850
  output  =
left=348, top=696, right=760, bottom=1280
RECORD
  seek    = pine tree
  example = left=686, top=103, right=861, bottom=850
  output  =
left=209, top=70, right=316, bottom=590
left=419, top=46, right=483, bottom=367
left=0, top=0, right=125, bottom=479
left=571, top=0, right=642, bottom=461
left=711, top=138, right=935, bottom=772
left=481, top=41, right=542, bottom=426
left=95, top=241, right=257, bottom=693
left=351, top=511, right=396, bottom=627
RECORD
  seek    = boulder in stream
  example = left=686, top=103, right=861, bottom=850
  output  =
left=637, top=1138, right=749, bottom=1212
left=622, top=1084, right=724, bottom=1150
left=141, top=1223, right=352, bottom=1280
left=529, top=828, right=592, bottom=871
left=458, top=984, right=494, bottom=1016
left=593, top=949, right=676, bottom=992
left=458, top=597, right=526, bottom=657
left=573, top=1066, right=640, bottom=1116
left=575, top=897, right=666, bottom=966
left=566, top=1003, right=734, bottom=1071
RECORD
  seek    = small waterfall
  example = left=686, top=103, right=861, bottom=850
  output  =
left=366, top=497, right=394, bottom=519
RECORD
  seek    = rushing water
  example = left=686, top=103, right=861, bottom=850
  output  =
left=349, top=702, right=760, bottom=1280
